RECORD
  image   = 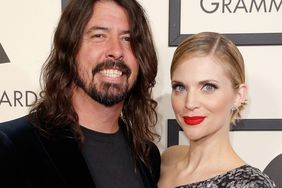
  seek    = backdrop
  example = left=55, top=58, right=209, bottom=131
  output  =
left=0, top=0, right=282, bottom=174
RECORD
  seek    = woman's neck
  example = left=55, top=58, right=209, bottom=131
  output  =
left=181, top=135, right=245, bottom=182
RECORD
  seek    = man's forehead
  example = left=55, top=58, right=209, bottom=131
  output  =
left=85, top=1, right=130, bottom=32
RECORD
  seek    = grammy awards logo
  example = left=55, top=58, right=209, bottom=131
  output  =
left=0, top=43, right=10, bottom=64
left=0, top=0, right=69, bottom=65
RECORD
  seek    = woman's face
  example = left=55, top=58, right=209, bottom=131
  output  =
left=171, top=56, right=244, bottom=142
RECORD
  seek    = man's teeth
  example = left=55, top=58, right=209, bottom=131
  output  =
left=100, top=69, right=122, bottom=78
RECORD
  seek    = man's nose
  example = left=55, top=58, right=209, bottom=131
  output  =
left=106, top=37, right=124, bottom=60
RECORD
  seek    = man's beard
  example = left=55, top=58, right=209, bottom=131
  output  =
left=74, top=60, right=134, bottom=107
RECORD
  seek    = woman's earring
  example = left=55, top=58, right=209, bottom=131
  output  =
left=231, top=105, right=239, bottom=113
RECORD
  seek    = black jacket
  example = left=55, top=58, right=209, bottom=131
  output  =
left=0, top=116, right=160, bottom=188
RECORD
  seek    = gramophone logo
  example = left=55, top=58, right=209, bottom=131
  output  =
left=0, top=43, right=10, bottom=64
left=0, top=0, right=68, bottom=65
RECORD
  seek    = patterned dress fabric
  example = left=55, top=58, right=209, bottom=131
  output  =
left=176, top=165, right=276, bottom=188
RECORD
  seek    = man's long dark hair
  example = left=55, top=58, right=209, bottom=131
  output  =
left=29, top=0, right=159, bottom=170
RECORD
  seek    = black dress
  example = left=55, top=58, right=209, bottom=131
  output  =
left=176, top=165, right=276, bottom=188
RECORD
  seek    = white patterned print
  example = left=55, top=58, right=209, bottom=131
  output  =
left=176, top=165, right=276, bottom=188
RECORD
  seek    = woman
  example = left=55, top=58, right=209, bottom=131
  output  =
left=158, top=32, right=276, bottom=188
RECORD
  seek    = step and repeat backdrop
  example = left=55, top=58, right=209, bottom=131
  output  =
left=1, top=0, right=282, bottom=178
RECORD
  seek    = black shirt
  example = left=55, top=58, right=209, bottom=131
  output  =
left=81, top=126, right=145, bottom=188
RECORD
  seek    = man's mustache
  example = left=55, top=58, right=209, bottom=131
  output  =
left=92, top=60, right=131, bottom=77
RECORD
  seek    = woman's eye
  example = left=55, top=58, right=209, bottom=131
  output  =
left=202, top=83, right=217, bottom=93
left=172, top=84, right=185, bottom=92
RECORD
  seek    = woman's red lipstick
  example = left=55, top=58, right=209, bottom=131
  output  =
left=183, top=116, right=206, bottom=125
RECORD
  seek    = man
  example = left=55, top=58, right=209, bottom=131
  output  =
left=0, top=0, right=160, bottom=187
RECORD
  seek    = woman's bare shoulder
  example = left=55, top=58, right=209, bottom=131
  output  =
left=158, top=145, right=189, bottom=188
left=161, top=145, right=189, bottom=166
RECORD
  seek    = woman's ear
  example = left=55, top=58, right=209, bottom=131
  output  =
left=234, top=84, right=247, bottom=106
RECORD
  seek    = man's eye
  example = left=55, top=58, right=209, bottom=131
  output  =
left=91, top=34, right=104, bottom=38
left=202, top=83, right=217, bottom=93
left=122, top=36, right=131, bottom=42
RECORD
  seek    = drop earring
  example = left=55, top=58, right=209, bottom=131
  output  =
left=231, top=105, right=239, bottom=113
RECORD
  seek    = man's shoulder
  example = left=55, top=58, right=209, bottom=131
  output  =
left=0, top=115, right=40, bottom=150
left=148, top=142, right=160, bottom=154
left=146, top=142, right=161, bottom=164
left=0, top=115, right=33, bottom=137
left=0, top=115, right=30, bottom=126
left=0, top=115, right=37, bottom=166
